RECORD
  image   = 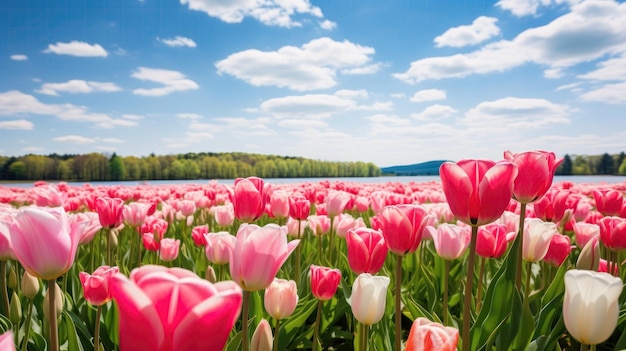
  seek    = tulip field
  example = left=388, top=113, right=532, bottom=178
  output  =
left=1, top=151, right=626, bottom=351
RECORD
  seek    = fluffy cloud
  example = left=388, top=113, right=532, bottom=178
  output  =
left=0, top=119, right=33, bottom=130
left=36, top=80, right=122, bottom=96
left=578, top=54, right=626, bottom=81
left=43, top=41, right=108, bottom=57
left=10, top=54, right=27, bottom=61
left=495, top=0, right=580, bottom=17
left=180, top=0, right=323, bottom=28
left=394, top=1, right=626, bottom=83
left=158, top=36, right=197, bottom=48
left=434, top=16, right=500, bottom=48
left=412, top=104, right=457, bottom=121
left=53, top=135, right=97, bottom=144
left=176, top=113, right=203, bottom=119
left=319, top=20, right=337, bottom=30
left=132, top=67, right=199, bottom=96
left=215, top=37, right=377, bottom=90
left=462, top=97, right=572, bottom=129
left=410, top=89, right=447, bottom=103
left=580, top=82, right=626, bottom=104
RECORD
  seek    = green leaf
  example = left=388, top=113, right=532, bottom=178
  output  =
left=278, top=295, right=318, bottom=349
left=63, top=310, right=84, bottom=351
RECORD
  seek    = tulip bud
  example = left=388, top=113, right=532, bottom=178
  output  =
left=7, top=266, right=17, bottom=290
left=9, top=291, right=21, bottom=325
left=43, top=283, right=64, bottom=322
left=250, top=319, right=273, bottom=351
left=21, top=271, right=40, bottom=299
left=205, top=266, right=217, bottom=283
left=576, top=237, right=600, bottom=271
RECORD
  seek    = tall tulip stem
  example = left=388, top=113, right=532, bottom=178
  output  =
left=443, top=260, right=450, bottom=325
left=515, top=203, right=527, bottom=290
left=580, top=344, right=589, bottom=351
left=394, top=254, right=403, bottom=351
left=106, top=228, right=112, bottom=266
left=295, top=220, right=302, bottom=283
left=360, top=322, right=369, bottom=351
left=273, top=319, right=280, bottom=351
left=525, top=261, right=532, bottom=300
left=476, top=257, right=486, bottom=312
left=47, top=280, right=59, bottom=351
left=0, top=260, right=8, bottom=316
left=313, top=299, right=323, bottom=351
left=94, top=305, right=102, bottom=351
left=462, top=225, right=478, bottom=351
left=242, top=290, right=251, bottom=351
left=20, top=298, right=34, bottom=351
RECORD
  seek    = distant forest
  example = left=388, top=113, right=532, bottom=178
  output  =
left=0, top=152, right=382, bottom=182
left=0, top=151, right=624, bottom=182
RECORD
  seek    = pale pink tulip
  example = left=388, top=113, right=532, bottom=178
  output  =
left=264, top=278, right=298, bottom=320
left=0, top=330, right=15, bottom=351
left=159, top=238, right=180, bottom=262
left=573, top=222, right=600, bottom=249
left=212, top=204, right=235, bottom=227
left=123, top=202, right=152, bottom=228
left=522, top=218, right=558, bottom=262
left=269, top=189, right=290, bottom=219
left=204, top=232, right=236, bottom=265
left=326, top=190, right=351, bottom=217
left=405, top=317, right=459, bottom=351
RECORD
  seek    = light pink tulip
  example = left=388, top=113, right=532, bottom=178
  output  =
left=264, top=278, right=298, bottom=320
left=212, top=204, right=235, bottom=227
left=307, top=215, right=331, bottom=236
left=573, top=222, right=600, bottom=249
left=251, top=319, right=273, bottom=351
left=0, top=330, right=15, bottom=351
left=427, top=224, right=472, bottom=261
left=230, top=224, right=299, bottom=291
left=10, top=206, right=86, bottom=280
left=204, top=231, right=236, bottom=265
left=405, top=317, right=459, bottom=351
left=159, top=238, right=180, bottom=262
left=123, top=202, right=152, bottom=228
left=522, top=218, right=558, bottom=262
left=326, top=190, right=351, bottom=217
left=110, top=265, right=242, bottom=351
left=269, top=189, right=290, bottom=219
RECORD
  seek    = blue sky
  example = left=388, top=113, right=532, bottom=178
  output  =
left=1, top=0, right=625, bottom=168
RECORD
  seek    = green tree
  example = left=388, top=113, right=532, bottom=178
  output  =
left=110, top=153, right=126, bottom=181
left=557, top=154, right=573, bottom=175
left=615, top=152, right=625, bottom=175
left=596, top=153, right=615, bottom=175
left=573, top=156, right=591, bottom=175
left=619, top=158, right=626, bottom=175
left=8, top=161, right=26, bottom=179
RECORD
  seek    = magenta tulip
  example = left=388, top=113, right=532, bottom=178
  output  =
left=310, top=264, right=342, bottom=301
left=110, top=265, right=242, bottom=351
left=233, top=177, right=265, bottom=223
left=346, top=227, right=388, bottom=275
left=598, top=216, right=626, bottom=251
left=289, top=194, right=311, bottom=221
left=230, top=224, right=299, bottom=291
left=543, top=233, right=572, bottom=267
left=79, top=266, right=119, bottom=306
left=476, top=223, right=515, bottom=259
left=504, top=150, right=562, bottom=204
left=95, top=197, right=124, bottom=229
left=378, top=204, right=430, bottom=256
left=593, top=189, right=624, bottom=217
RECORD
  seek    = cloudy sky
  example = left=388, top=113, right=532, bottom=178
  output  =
left=1, top=0, right=625, bottom=167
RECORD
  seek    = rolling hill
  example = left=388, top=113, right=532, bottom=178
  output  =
left=380, top=160, right=449, bottom=176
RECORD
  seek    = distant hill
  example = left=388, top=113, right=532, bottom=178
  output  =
left=380, top=160, right=449, bottom=176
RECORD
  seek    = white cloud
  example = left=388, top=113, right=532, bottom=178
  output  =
left=131, top=67, right=199, bottom=96
left=319, top=20, right=337, bottom=30
left=122, top=114, right=144, bottom=120
left=412, top=104, right=457, bottom=121
left=21, top=147, right=45, bottom=153
left=43, top=41, right=108, bottom=57
left=341, top=63, right=383, bottom=75
left=277, top=119, right=328, bottom=129
left=335, top=89, right=368, bottom=99
left=158, top=36, right=197, bottom=48
left=176, top=113, right=203, bottom=119
left=96, top=119, right=139, bottom=129
left=215, top=37, right=376, bottom=91
left=495, top=0, right=580, bottom=17
left=53, top=135, right=97, bottom=144
left=394, top=1, right=626, bottom=83
left=580, top=82, right=626, bottom=104
left=0, top=119, right=33, bottom=130
left=462, top=97, right=572, bottom=129
left=578, top=54, right=626, bottom=81
left=185, top=131, right=214, bottom=142
left=10, top=54, right=28, bottom=61
left=180, top=0, right=323, bottom=28
left=36, top=80, right=122, bottom=96
left=410, top=89, right=447, bottom=103
left=366, top=114, right=412, bottom=126
left=434, top=16, right=500, bottom=48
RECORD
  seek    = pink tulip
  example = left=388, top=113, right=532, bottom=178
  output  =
left=72, top=212, right=102, bottom=245
left=439, top=159, right=517, bottom=227
left=251, top=319, right=273, bottom=351
left=191, top=225, right=209, bottom=247
left=95, top=197, right=124, bottom=229
left=503, top=150, right=562, bottom=204
left=286, top=217, right=307, bottom=238
left=142, top=233, right=160, bottom=252
left=307, top=215, right=331, bottom=236
left=289, top=194, right=311, bottom=221
left=598, top=216, right=626, bottom=251
left=233, top=177, right=265, bottom=223
left=212, top=204, right=235, bottom=227
left=33, top=185, right=67, bottom=208
left=0, top=219, right=14, bottom=261
left=355, top=196, right=370, bottom=213
left=159, top=238, right=180, bottom=262
left=204, top=231, right=236, bottom=265
left=405, top=317, right=459, bottom=351
left=378, top=204, right=430, bottom=256
left=178, top=200, right=196, bottom=217
left=123, top=202, right=152, bottom=228
left=572, top=222, right=600, bottom=249
left=476, top=223, right=515, bottom=259
left=334, top=213, right=365, bottom=239
left=310, top=264, right=341, bottom=301
left=522, top=218, right=558, bottom=262
left=9, top=206, right=86, bottom=280
left=533, top=189, right=570, bottom=224
left=79, top=266, right=119, bottom=306
left=0, top=330, right=15, bottom=351
left=346, top=227, right=388, bottom=275
left=141, top=216, right=169, bottom=238
left=110, top=265, right=242, bottom=351
left=264, top=278, right=298, bottom=320
left=326, top=190, right=351, bottom=217
left=543, top=233, right=572, bottom=266
left=269, top=190, right=290, bottom=219
left=230, top=224, right=299, bottom=291
left=593, top=189, right=623, bottom=217
left=427, top=224, right=472, bottom=260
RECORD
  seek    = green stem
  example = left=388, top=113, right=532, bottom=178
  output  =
left=525, top=261, right=532, bottom=300
left=242, top=290, right=251, bottom=351
left=394, top=254, right=403, bottom=351
left=317, top=235, right=323, bottom=265
left=295, top=220, right=302, bottom=283
left=94, top=305, right=102, bottom=351
left=0, top=261, right=8, bottom=317
left=515, top=203, right=527, bottom=290
left=329, top=216, right=336, bottom=266
left=443, top=260, right=450, bottom=326
left=20, top=298, right=34, bottom=351
left=106, top=228, right=112, bottom=266
left=273, top=319, right=280, bottom=351
left=580, top=343, right=589, bottom=351
left=462, top=225, right=478, bottom=351
left=313, top=299, right=323, bottom=351
left=47, top=280, right=59, bottom=351
left=476, top=257, right=486, bottom=312
left=360, top=323, right=369, bottom=351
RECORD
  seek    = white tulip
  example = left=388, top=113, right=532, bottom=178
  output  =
left=349, top=273, right=390, bottom=326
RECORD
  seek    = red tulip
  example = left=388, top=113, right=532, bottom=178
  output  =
left=593, top=189, right=623, bottom=217
left=346, top=227, right=388, bottom=275
left=476, top=223, right=515, bottom=259
left=79, top=266, right=119, bottom=306
left=310, top=264, right=341, bottom=301
left=191, top=225, right=209, bottom=247
left=543, top=233, right=572, bottom=267
left=110, top=265, right=242, bottom=351
left=599, top=216, right=626, bottom=251
left=95, top=197, right=124, bottom=229
left=533, top=189, right=571, bottom=224
left=289, top=194, right=310, bottom=221
left=233, top=177, right=265, bottom=223
left=504, top=150, right=562, bottom=204
left=405, top=317, right=459, bottom=351
left=377, top=204, right=430, bottom=256
left=439, top=159, right=517, bottom=227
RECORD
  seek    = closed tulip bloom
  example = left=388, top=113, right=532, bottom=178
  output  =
left=264, top=278, right=298, bottom=320
left=576, top=236, right=600, bottom=271
left=159, top=238, right=180, bottom=262
left=0, top=221, right=14, bottom=261
left=79, top=266, right=119, bottom=306
left=378, top=204, right=430, bottom=256
left=251, top=319, right=273, bottom=351
left=142, top=233, right=160, bottom=252
left=405, top=317, right=459, bottom=351
left=439, top=159, right=517, bottom=227
left=310, top=265, right=342, bottom=301
left=204, top=231, right=236, bottom=265
left=542, top=233, right=572, bottom=267
left=598, top=216, right=626, bottom=251
left=230, top=224, right=299, bottom=291
left=533, top=189, right=570, bottom=224
left=563, top=269, right=622, bottom=345
left=522, top=218, right=558, bottom=262
left=573, top=222, right=600, bottom=249
left=9, top=206, right=86, bottom=280
left=326, top=190, right=351, bottom=217
left=233, top=177, right=265, bottom=223
left=73, top=212, right=102, bottom=246
left=504, top=150, right=562, bottom=204
left=191, top=225, right=209, bottom=247
left=178, top=200, right=196, bottom=217
left=289, top=194, right=311, bottom=221
left=123, top=202, right=152, bottom=228
left=307, top=215, right=331, bottom=236
left=110, top=265, right=242, bottom=351
left=346, top=228, right=388, bottom=275
left=269, top=190, right=290, bottom=219
left=593, top=189, right=623, bottom=217
left=96, top=197, right=124, bottom=229
left=476, top=223, right=515, bottom=259
left=349, top=273, right=390, bottom=325
left=427, top=224, right=472, bottom=261
left=212, top=204, right=235, bottom=227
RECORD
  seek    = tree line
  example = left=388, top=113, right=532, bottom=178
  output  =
left=556, top=152, right=626, bottom=176
left=0, top=152, right=382, bottom=182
